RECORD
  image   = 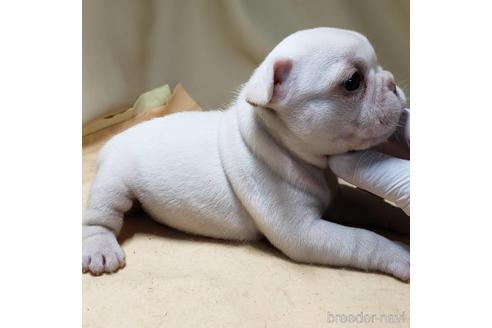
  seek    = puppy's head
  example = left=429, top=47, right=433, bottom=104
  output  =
left=244, top=27, right=406, bottom=156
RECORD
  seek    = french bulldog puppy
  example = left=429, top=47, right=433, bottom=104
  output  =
left=83, top=27, right=409, bottom=280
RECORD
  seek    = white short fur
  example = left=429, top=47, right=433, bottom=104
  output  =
left=83, top=27, right=409, bottom=280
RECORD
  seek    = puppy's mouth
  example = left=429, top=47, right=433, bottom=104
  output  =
left=348, top=115, right=401, bottom=153
left=356, top=132, right=394, bottom=150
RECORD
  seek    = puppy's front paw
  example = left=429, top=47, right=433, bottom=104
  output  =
left=386, top=259, right=410, bottom=282
left=82, top=233, right=125, bottom=275
left=382, top=242, right=410, bottom=282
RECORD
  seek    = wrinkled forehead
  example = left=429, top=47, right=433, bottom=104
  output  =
left=332, top=30, right=376, bottom=60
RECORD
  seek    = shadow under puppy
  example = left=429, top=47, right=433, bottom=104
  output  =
left=83, top=27, right=409, bottom=281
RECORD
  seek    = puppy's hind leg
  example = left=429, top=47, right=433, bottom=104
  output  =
left=82, top=162, right=134, bottom=275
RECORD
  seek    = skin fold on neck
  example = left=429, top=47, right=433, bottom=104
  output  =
left=231, top=100, right=333, bottom=204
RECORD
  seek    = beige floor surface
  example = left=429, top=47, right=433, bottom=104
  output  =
left=83, top=85, right=409, bottom=328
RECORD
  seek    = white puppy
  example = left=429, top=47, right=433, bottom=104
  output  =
left=83, top=27, right=409, bottom=280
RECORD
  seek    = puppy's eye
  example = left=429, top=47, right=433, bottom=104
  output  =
left=344, top=72, right=362, bottom=91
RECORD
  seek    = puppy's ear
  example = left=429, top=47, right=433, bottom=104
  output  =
left=245, top=58, right=293, bottom=108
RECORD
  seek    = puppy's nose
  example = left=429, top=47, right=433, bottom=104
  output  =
left=388, top=81, right=396, bottom=93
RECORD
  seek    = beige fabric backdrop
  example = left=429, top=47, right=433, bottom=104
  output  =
left=83, top=0, right=409, bottom=124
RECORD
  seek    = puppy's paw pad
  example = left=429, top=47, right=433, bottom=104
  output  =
left=82, top=233, right=125, bottom=275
